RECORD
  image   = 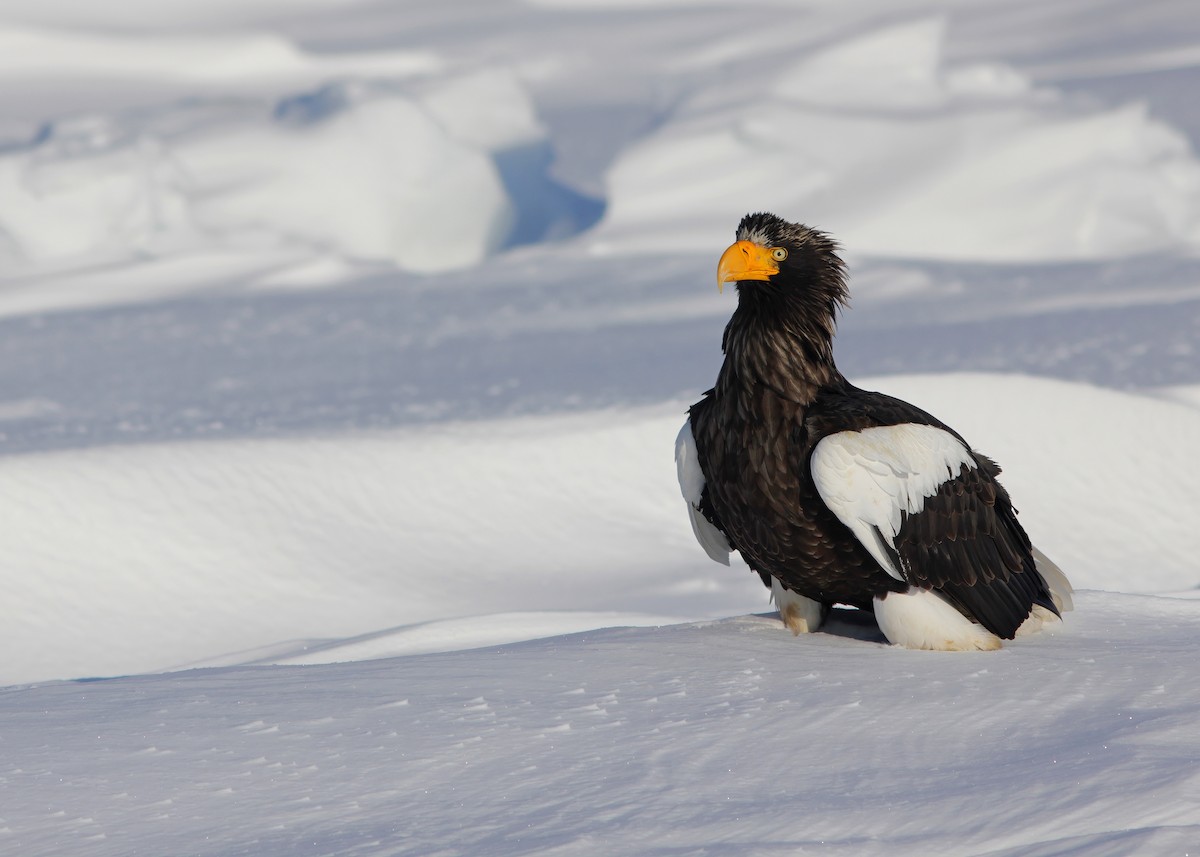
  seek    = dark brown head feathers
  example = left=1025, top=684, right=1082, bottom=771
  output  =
left=720, top=213, right=849, bottom=398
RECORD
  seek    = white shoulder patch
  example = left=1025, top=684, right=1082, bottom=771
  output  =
left=811, top=424, right=976, bottom=582
left=675, top=419, right=731, bottom=565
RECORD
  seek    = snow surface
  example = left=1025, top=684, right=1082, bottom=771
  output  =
left=2, top=0, right=1200, bottom=854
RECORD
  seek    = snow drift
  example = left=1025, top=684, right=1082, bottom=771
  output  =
left=0, top=46, right=599, bottom=275
left=3, top=375, right=1198, bottom=687
left=598, top=18, right=1200, bottom=261
left=2, top=0, right=1200, bottom=854
left=5, top=593, right=1200, bottom=856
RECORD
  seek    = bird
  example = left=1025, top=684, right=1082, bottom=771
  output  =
left=676, top=212, right=1072, bottom=651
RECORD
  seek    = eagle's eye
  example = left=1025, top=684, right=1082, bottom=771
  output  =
left=771, top=247, right=788, bottom=262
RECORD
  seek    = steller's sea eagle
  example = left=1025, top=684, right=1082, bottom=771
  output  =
left=676, top=212, right=1073, bottom=651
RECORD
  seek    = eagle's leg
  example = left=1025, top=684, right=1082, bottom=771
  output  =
left=770, top=578, right=829, bottom=635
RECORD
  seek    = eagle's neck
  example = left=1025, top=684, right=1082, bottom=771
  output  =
left=716, top=297, right=843, bottom=406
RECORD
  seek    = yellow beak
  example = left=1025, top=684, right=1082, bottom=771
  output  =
left=717, top=240, right=778, bottom=293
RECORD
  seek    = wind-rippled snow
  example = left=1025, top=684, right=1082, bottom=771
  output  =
left=1, top=1, right=1199, bottom=855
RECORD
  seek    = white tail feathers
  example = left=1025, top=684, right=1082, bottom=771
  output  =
left=1033, top=546, right=1074, bottom=614
left=873, top=588, right=1002, bottom=651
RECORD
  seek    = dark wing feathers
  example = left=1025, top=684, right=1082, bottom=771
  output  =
left=690, top=375, right=1055, bottom=639
left=808, top=385, right=1057, bottom=639
left=891, top=452, right=1058, bottom=639
left=686, top=216, right=1064, bottom=646
left=688, top=388, right=903, bottom=610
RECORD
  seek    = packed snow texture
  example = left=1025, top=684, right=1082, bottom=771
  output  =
left=600, top=17, right=1200, bottom=261
left=2, top=0, right=1200, bottom=855
left=4, top=374, right=1197, bottom=687
left=8, top=597, right=1200, bottom=856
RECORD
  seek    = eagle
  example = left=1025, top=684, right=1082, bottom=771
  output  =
left=676, top=212, right=1072, bottom=650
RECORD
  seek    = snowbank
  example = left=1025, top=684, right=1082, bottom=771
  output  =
left=0, top=23, right=603, bottom=277
left=0, top=404, right=743, bottom=686
left=0, top=76, right=528, bottom=273
left=597, top=18, right=1200, bottom=261
left=0, top=24, right=437, bottom=82
left=4, top=591, right=1199, bottom=856
left=1, top=1, right=1200, bottom=853
left=0, top=0, right=361, bottom=31
left=3, top=375, right=1197, bottom=686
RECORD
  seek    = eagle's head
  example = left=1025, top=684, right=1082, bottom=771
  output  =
left=717, top=213, right=849, bottom=314
left=715, top=213, right=850, bottom=376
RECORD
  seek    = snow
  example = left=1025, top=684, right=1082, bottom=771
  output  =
left=2, top=0, right=1200, bottom=853
left=0, top=24, right=438, bottom=83
left=598, top=16, right=1200, bottom=260
left=6, top=599, right=1200, bottom=856
left=0, top=81, right=518, bottom=274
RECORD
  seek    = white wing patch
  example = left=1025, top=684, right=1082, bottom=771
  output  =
left=675, top=420, right=731, bottom=565
left=811, top=424, right=976, bottom=582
